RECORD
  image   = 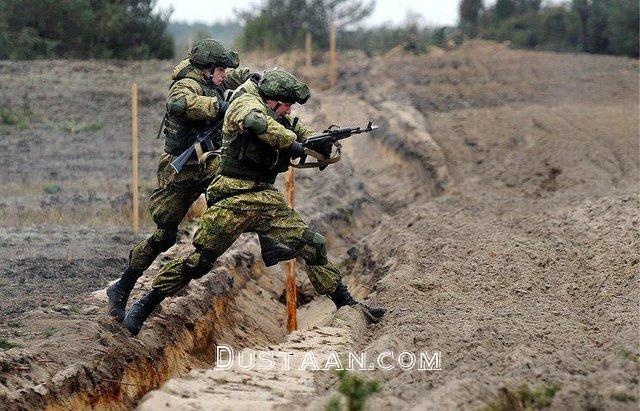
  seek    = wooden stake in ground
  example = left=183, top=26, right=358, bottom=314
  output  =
left=131, top=83, right=140, bottom=233
left=329, top=23, right=337, bottom=87
left=305, top=32, right=312, bottom=69
left=284, top=167, right=297, bottom=332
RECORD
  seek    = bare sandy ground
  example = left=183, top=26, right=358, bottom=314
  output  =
left=138, top=42, right=639, bottom=410
left=1, top=41, right=638, bottom=409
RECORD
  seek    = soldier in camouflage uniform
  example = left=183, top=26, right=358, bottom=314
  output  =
left=123, top=69, right=386, bottom=335
left=107, top=39, right=291, bottom=322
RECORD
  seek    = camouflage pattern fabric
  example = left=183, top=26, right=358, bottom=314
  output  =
left=127, top=153, right=219, bottom=271
left=257, top=69, right=310, bottom=104
left=151, top=71, right=339, bottom=297
left=166, top=59, right=250, bottom=122
left=223, top=80, right=315, bottom=148
left=151, top=176, right=342, bottom=296
left=163, top=59, right=251, bottom=154
left=189, top=38, right=239, bottom=69
left=127, top=57, right=253, bottom=272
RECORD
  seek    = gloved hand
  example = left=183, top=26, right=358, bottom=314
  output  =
left=289, top=141, right=305, bottom=159
left=308, top=140, right=333, bottom=159
left=219, top=100, right=229, bottom=114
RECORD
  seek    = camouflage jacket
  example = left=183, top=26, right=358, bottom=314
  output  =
left=219, top=79, right=315, bottom=183
left=162, top=59, right=251, bottom=155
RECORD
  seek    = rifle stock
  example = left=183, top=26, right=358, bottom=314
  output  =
left=169, top=118, right=223, bottom=173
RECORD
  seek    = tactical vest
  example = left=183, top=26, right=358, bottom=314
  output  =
left=219, top=103, right=293, bottom=184
left=162, top=72, right=225, bottom=156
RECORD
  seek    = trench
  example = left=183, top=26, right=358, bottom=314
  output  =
left=31, top=93, right=442, bottom=410
left=33, top=232, right=349, bottom=409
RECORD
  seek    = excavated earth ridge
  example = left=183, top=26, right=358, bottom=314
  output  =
left=0, top=41, right=638, bottom=410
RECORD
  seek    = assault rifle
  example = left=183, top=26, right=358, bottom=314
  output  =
left=170, top=119, right=223, bottom=173
left=293, top=121, right=378, bottom=169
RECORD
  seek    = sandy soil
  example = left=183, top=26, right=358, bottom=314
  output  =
left=1, top=41, right=638, bottom=410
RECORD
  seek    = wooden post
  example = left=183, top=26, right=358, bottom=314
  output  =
left=131, top=83, right=140, bottom=233
left=305, top=32, right=312, bottom=69
left=284, top=167, right=297, bottom=332
left=329, top=23, right=337, bottom=87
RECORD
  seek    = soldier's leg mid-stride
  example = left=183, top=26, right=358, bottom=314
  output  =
left=107, top=158, right=296, bottom=322
left=123, top=179, right=386, bottom=335
left=106, top=39, right=295, bottom=322
left=107, top=154, right=206, bottom=321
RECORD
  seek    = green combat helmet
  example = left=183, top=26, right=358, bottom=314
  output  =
left=258, top=69, right=310, bottom=104
left=189, top=38, right=240, bottom=69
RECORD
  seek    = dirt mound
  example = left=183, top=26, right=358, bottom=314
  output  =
left=0, top=42, right=638, bottom=409
left=136, top=43, right=638, bottom=410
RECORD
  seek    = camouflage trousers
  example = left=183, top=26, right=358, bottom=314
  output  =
left=151, top=175, right=342, bottom=297
left=127, top=153, right=217, bottom=272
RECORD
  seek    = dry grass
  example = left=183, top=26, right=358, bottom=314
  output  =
left=3, top=204, right=153, bottom=228
left=0, top=177, right=161, bottom=228
left=0, top=179, right=124, bottom=197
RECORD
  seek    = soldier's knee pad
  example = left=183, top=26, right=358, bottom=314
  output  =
left=184, top=250, right=215, bottom=280
left=149, top=227, right=178, bottom=253
left=303, top=230, right=328, bottom=266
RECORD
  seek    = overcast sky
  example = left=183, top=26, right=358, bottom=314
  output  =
left=155, top=0, right=476, bottom=27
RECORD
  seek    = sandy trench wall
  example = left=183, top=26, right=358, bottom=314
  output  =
left=1, top=44, right=638, bottom=410
left=1, top=235, right=286, bottom=410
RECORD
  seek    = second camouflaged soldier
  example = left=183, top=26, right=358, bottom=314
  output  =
left=123, top=69, right=386, bottom=335
left=107, top=39, right=290, bottom=321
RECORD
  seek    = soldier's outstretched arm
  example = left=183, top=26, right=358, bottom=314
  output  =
left=166, top=78, right=221, bottom=121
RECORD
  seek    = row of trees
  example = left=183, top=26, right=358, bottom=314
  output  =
left=238, top=0, right=374, bottom=51
left=239, top=0, right=638, bottom=58
left=460, top=0, right=639, bottom=57
left=336, top=13, right=453, bottom=55
left=238, top=0, right=460, bottom=55
left=0, top=0, right=636, bottom=59
left=0, top=0, right=173, bottom=59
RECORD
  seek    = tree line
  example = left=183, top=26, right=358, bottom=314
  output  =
left=240, top=0, right=637, bottom=58
left=0, top=0, right=636, bottom=60
left=460, top=0, right=638, bottom=57
left=0, top=0, right=173, bottom=59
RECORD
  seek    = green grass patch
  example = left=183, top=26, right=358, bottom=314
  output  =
left=0, top=107, right=34, bottom=130
left=43, top=326, right=57, bottom=338
left=43, top=184, right=62, bottom=195
left=326, top=369, right=381, bottom=411
left=60, top=120, right=104, bottom=133
left=0, top=339, right=22, bottom=350
left=483, top=383, right=561, bottom=411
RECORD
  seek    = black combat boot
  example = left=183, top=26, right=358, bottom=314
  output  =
left=329, top=283, right=386, bottom=323
left=122, top=289, right=165, bottom=336
left=106, top=268, right=143, bottom=322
